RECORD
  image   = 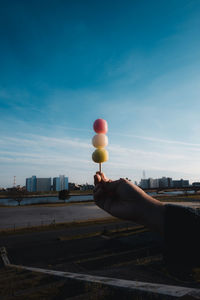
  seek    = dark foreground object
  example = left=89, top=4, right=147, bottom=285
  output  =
left=0, top=219, right=200, bottom=299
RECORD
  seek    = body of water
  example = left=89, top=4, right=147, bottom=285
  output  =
left=0, top=195, right=94, bottom=206
left=0, top=190, right=196, bottom=206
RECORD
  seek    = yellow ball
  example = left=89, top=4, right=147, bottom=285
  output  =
left=92, top=149, right=109, bottom=163
left=92, top=134, right=108, bottom=148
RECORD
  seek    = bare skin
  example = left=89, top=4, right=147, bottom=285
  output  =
left=94, top=172, right=165, bottom=235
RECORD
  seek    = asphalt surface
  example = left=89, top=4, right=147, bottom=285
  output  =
left=0, top=201, right=200, bottom=229
left=1, top=220, right=199, bottom=289
left=1, top=212, right=200, bottom=289
left=0, top=203, right=110, bottom=229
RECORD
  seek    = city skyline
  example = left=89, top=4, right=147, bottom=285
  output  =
left=26, top=175, right=68, bottom=192
left=1, top=173, right=198, bottom=190
left=1, top=1, right=200, bottom=187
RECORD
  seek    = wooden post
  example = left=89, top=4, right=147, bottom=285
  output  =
left=0, top=247, right=10, bottom=266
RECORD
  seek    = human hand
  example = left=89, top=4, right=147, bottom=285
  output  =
left=94, top=172, right=165, bottom=234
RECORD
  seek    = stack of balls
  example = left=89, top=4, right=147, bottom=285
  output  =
left=92, top=118, right=109, bottom=172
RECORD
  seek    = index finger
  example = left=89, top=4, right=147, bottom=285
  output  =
left=94, top=173, right=102, bottom=185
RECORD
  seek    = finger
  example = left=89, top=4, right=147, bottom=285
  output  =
left=101, top=172, right=110, bottom=182
left=95, top=172, right=110, bottom=183
left=94, top=173, right=102, bottom=185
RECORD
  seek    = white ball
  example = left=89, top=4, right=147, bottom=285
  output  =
left=92, top=134, right=108, bottom=148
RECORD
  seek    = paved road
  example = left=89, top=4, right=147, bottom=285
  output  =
left=0, top=201, right=200, bottom=229
left=0, top=203, right=110, bottom=229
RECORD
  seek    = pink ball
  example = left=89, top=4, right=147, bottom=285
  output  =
left=93, top=119, right=108, bottom=134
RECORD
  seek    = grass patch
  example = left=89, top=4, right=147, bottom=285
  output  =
left=155, top=194, right=200, bottom=202
left=59, top=231, right=101, bottom=241
left=58, top=225, right=145, bottom=241
left=0, top=200, right=94, bottom=208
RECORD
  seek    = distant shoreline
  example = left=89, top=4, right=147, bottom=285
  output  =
left=0, top=193, right=200, bottom=208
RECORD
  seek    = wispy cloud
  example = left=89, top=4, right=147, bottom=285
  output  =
left=115, top=133, right=200, bottom=148
left=1, top=135, right=90, bottom=149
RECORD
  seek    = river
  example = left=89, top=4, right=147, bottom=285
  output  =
left=0, top=190, right=196, bottom=206
left=0, top=195, right=94, bottom=206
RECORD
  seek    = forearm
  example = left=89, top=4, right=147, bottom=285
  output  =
left=129, top=184, right=165, bottom=234
left=131, top=188, right=165, bottom=234
left=142, top=198, right=165, bottom=234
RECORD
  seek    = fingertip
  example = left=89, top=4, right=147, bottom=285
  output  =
left=96, top=171, right=104, bottom=175
left=101, top=173, right=110, bottom=182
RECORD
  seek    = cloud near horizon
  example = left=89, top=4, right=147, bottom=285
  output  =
left=1, top=131, right=200, bottom=187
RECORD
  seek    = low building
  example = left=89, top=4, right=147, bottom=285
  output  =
left=68, top=183, right=81, bottom=190
left=172, top=179, right=189, bottom=188
left=80, top=184, right=94, bottom=191
left=192, top=182, right=200, bottom=187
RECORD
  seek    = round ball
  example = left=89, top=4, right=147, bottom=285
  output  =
left=93, top=119, right=108, bottom=134
left=92, top=148, right=109, bottom=163
left=92, top=134, right=108, bottom=148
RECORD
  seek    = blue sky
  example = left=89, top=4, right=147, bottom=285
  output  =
left=0, top=0, right=200, bottom=187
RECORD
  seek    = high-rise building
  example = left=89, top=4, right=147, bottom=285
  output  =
left=26, top=176, right=37, bottom=192
left=26, top=176, right=51, bottom=192
left=53, top=175, right=68, bottom=191
left=53, top=177, right=60, bottom=191
left=36, top=178, right=51, bottom=192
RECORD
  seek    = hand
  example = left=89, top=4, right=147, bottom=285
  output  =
left=94, top=172, right=165, bottom=234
